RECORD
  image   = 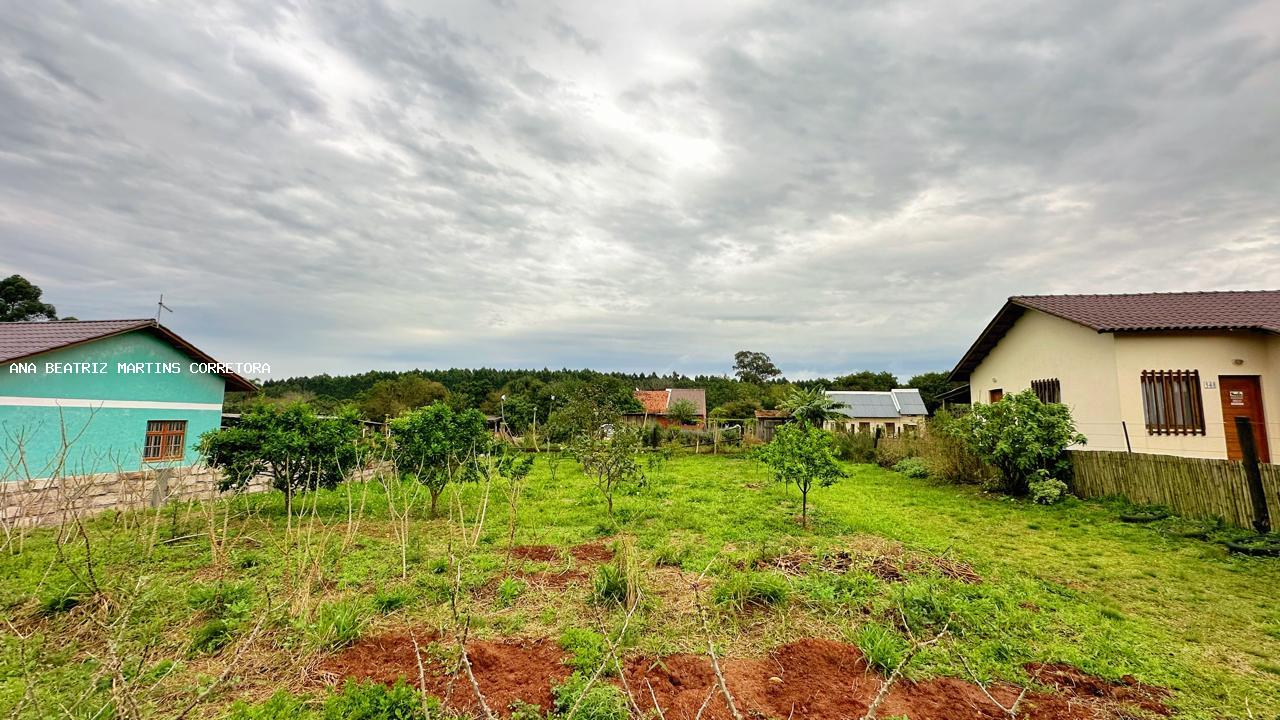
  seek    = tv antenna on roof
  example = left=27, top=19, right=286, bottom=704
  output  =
left=155, top=294, right=173, bottom=323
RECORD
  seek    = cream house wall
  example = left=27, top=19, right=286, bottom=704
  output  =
left=968, top=308, right=1279, bottom=460
left=968, top=310, right=1126, bottom=451
left=827, top=416, right=924, bottom=435
left=1112, top=332, right=1278, bottom=459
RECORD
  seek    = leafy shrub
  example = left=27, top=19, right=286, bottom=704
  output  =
left=190, top=619, right=234, bottom=655
left=559, top=627, right=617, bottom=676
left=953, top=390, right=1085, bottom=495
left=712, top=572, right=790, bottom=610
left=1028, top=472, right=1069, bottom=505
left=853, top=622, right=909, bottom=672
left=38, top=582, right=85, bottom=615
left=553, top=673, right=628, bottom=720
left=496, top=577, right=525, bottom=608
left=322, top=679, right=431, bottom=720
left=893, top=457, right=930, bottom=479
left=308, top=600, right=366, bottom=651
left=372, top=587, right=414, bottom=614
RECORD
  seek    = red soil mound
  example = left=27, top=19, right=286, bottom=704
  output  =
left=316, top=633, right=569, bottom=717
left=319, top=634, right=1168, bottom=720
left=509, top=545, right=560, bottom=562
left=627, top=639, right=1168, bottom=720
left=569, top=541, right=615, bottom=563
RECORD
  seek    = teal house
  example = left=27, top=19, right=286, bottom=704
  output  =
left=0, top=320, right=255, bottom=481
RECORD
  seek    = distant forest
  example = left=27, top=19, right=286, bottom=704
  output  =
left=237, top=356, right=959, bottom=429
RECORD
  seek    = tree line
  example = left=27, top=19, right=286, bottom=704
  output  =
left=241, top=353, right=960, bottom=429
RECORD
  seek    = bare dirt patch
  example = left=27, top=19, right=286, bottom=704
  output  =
left=626, top=638, right=1167, bottom=720
left=316, top=632, right=569, bottom=717
left=319, top=633, right=1168, bottom=720
left=569, top=541, right=614, bottom=563
left=1028, top=662, right=1172, bottom=717
left=509, top=545, right=560, bottom=562
left=761, top=547, right=982, bottom=584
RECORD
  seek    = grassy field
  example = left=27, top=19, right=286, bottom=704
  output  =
left=1, top=452, right=1278, bottom=719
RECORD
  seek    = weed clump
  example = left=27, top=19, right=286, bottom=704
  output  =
left=324, top=678, right=433, bottom=719
left=371, top=587, right=414, bottom=614
left=553, top=673, right=628, bottom=720
left=853, top=622, right=909, bottom=672
left=190, top=619, right=233, bottom=655
left=307, top=600, right=366, bottom=651
left=188, top=580, right=254, bottom=615
left=712, top=571, right=790, bottom=610
left=559, top=627, right=617, bottom=676
left=38, top=582, right=86, bottom=615
left=496, top=577, right=525, bottom=608
left=892, top=457, right=930, bottom=479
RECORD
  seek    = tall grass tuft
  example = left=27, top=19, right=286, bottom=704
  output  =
left=307, top=599, right=366, bottom=651
left=712, top=571, right=790, bottom=610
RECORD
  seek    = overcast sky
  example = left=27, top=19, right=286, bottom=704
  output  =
left=3, top=1, right=1278, bottom=380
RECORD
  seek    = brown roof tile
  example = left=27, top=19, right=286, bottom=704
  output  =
left=0, top=319, right=256, bottom=391
left=634, top=390, right=669, bottom=415
left=951, top=290, right=1280, bottom=381
left=1012, top=291, right=1280, bottom=333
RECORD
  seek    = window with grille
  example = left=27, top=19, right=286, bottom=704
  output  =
left=1140, top=370, right=1205, bottom=436
left=144, top=420, right=187, bottom=461
left=1031, top=378, right=1061, bottom=404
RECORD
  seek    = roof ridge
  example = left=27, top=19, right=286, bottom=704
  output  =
left=0, top=318, right=155, bottom=326
left=1012, top=289, right=1278, bottom=300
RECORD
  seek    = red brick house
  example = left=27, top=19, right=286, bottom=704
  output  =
left=625, top=388, right=707, bottom=428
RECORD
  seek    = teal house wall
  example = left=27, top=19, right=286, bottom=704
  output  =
left=0, top=330, right=234, bottom=479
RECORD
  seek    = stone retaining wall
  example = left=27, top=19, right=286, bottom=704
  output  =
left=0, top=466, right=272, bottom=528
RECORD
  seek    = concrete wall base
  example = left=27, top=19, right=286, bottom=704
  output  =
left=0, top=466, right=271, bottom=528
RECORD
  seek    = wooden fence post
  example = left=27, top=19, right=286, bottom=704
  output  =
left=1235, top=417, right=1270, bottom=534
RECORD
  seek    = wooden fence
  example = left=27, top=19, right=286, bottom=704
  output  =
left=1069, top=450, right=1280, bottom=529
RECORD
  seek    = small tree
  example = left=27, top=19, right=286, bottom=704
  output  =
left=955, top=389, right=1086, bottom=495
left=569, top=425, right=646, bottom=517
left=755, top=424, right=845, bottom=527
left=665, top=398, right=699, bottom=426
left=198, top=403, right=363, bottom=511
left=388, top=403, right=489, bottom=516
left=780, top=386, right=846, bottom=427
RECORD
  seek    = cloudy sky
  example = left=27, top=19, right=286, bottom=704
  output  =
left=3, top=1, right=1279, bottom=380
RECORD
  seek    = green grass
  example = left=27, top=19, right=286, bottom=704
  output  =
left=1, top=453, right=1278, bottom=719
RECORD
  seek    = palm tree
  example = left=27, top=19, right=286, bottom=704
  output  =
left=780, top=386, right=846, bottom=427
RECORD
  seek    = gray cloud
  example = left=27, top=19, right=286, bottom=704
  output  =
left=1, top=0, right=1278, bottom=380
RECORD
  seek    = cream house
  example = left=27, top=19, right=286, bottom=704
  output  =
left=823, top=389, right=928, bottom=436
left=949, top=291, right=1280, bottom=461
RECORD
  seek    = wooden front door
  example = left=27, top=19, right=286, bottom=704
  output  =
left=1219, top=376, right=1269, bottom=462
